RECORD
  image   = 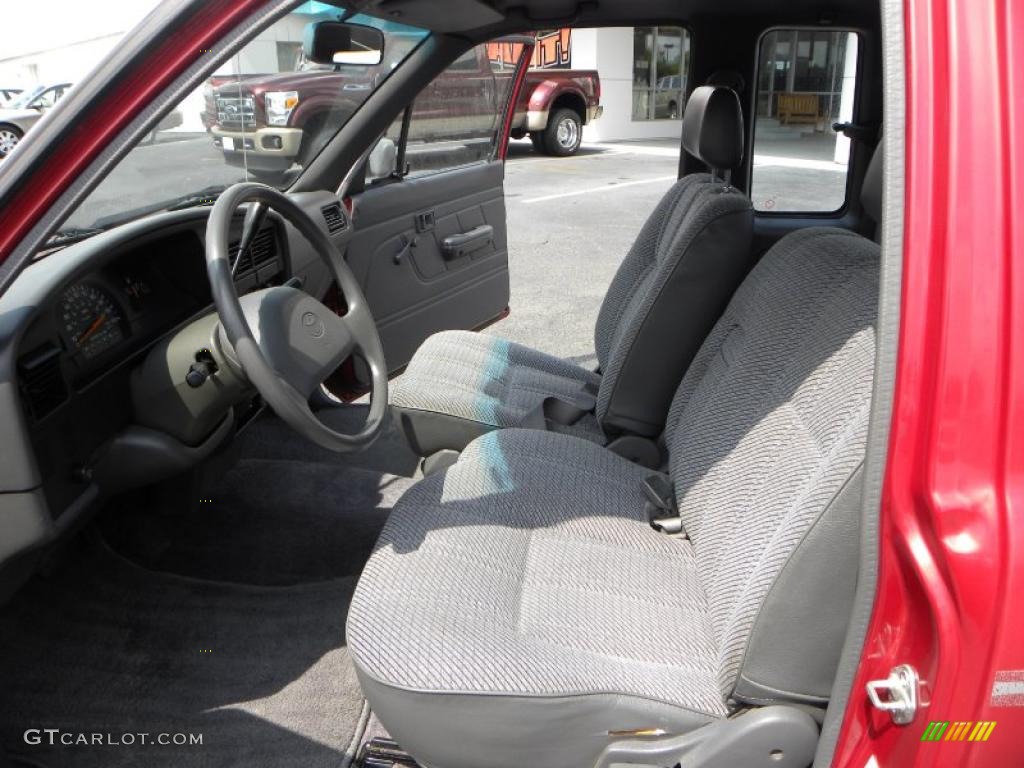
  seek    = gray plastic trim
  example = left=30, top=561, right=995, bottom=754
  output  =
left=813, top=0, right=906, bottom=763
left=354, top=659, right=715, bottom=768
left=734, top=466, right=864, bottom=707
left=594, top=706, right=819, bottom=768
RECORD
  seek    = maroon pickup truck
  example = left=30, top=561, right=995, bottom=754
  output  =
left=510, top=68, right=602, bottom=155
left=204, top=45, right=601, bottom=178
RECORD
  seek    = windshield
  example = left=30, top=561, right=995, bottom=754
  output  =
left=60, top=6, right=427, bottom=234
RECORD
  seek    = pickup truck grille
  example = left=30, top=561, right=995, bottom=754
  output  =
left=216, top=95, right=256, bottom=127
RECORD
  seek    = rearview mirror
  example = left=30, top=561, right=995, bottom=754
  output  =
left=303, top=21, right=384, bottom=66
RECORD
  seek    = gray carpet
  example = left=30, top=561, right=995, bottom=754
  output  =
left=0, top=536, right=367, bottom=768
left=99, top=454, right=413, bottom=586
left=0, top=412, right=417, bottom=767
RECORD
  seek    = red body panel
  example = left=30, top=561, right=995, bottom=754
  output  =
left=517, top=69, right=600, bottom=115
left=496, top=43, right=535, bottom=159
left=833, top=0, right=1024, bottom=765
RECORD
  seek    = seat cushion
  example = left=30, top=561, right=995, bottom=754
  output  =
left=390, top=330, right=604, bottom=453
left=348, top=428, right=726, bottom=768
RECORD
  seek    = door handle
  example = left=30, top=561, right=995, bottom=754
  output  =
left=441, top=224, right=494, bottom=259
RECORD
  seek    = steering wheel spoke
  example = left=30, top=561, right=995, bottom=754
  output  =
left=205, top=183, right=388, bottom=452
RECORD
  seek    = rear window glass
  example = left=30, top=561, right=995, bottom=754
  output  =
left=750, top=29, right=860, bottom=213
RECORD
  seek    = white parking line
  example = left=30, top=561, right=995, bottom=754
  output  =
left=753, top=154, right=848, bottom=172
left=584, top=142, right=682, bottom=158
left=520, top=175, right=677, bottom=204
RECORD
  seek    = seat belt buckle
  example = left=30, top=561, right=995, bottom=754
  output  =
left=651, top=515, right=685, bottom=535
left=643, top=473, right=686, bottom=536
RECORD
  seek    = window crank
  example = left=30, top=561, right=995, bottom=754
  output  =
left=394, top=234, right=418, bottom=264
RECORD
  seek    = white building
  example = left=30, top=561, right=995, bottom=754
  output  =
left=570, top=27, right=693, bottom=143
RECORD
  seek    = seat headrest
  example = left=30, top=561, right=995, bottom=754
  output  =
left=681, top=85, right=744, bottom=172
left=861, top=138, right=883, bottom=224
left=706, top=69, right=745, bottom=94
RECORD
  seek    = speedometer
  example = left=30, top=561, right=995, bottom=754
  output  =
left=59, top=283, right=126, bottom=360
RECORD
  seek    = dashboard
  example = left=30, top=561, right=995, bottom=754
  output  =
left=14, top=220, right=283, bottom=517
left=1, top=192, right=345, bottom=533
left=30, top=230, right=213, bottom=391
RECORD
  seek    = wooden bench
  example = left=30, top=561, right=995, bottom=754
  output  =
left=777, top=93, right=821, bottom=125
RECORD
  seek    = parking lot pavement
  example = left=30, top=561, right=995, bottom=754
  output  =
left=65, top=134, right=245, bottom=228
left=494, top=138, right=680, bottom=367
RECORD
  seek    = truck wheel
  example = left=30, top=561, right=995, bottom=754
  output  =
left=543, top=109, right=582, bottom=156
left=0, top=124, right=23, bottom=159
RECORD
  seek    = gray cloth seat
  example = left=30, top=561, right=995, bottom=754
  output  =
left=390, top=330, right=605, bottom=444
left=392, top=85, right=753, bottom=456
left=349, top=214, right=882, bottom=768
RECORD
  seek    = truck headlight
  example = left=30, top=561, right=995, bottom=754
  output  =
left=265, top=91, right=299, bottom=126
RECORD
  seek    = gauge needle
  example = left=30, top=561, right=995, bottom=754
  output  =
left=77, top=313, right=108, bottom=345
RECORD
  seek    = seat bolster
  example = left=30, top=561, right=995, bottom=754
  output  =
left=596, top=185, right=753, bottom=436
left=354, top=659, right=715, bottom=768
left=730, top=465, right=864, bottom=707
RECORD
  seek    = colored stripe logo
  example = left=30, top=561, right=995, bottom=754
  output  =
left=921, top=721, right=996, bottom=742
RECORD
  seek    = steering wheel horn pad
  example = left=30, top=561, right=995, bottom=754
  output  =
left=205, top=183, right=388, bottom=452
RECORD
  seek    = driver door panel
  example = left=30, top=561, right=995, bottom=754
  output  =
left=345, top=160, right=509, bottom=372
left=339, top=38, right=531, bottom=376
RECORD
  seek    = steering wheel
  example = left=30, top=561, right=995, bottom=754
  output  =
left=205, top=182, right=387, bottom=452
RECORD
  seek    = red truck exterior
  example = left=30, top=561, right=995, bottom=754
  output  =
left=511, top=68, right=602, bottom=155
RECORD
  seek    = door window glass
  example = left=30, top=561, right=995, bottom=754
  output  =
left=751, top=29, right=860, bottom=213
left=632, top=27, right=691, bottom=121
left=367, top=41, right=526, bottom=182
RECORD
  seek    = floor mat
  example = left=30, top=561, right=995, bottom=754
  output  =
left=0, top=535, right=369, bottom=768
left=100, top=456, right=413, bottom=586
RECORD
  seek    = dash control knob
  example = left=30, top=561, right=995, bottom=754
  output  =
left=186, top=360, right=217, bottom=388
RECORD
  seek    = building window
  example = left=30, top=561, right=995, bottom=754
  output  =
left=632, top=27, right=690, bottom=121
left=276, top=41, right=302, bottom=72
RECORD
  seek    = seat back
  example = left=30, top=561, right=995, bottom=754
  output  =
left=664, top=217, right=880, bottom=705
left=594, top=86, right=753, bottom=438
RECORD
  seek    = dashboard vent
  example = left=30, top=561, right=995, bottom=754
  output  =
left=321, top=203, right=347, bottom=234
left=229, top=227, right=280, bottom=282
left=18, top=344, right=67, bottom=422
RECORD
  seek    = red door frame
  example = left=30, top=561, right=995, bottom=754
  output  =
left=833, top=0, right=1024, bottom=765
left=0, top=0, right=267, bottom=267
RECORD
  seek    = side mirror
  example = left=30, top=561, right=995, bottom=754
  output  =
left=303, top=21, right=384, bottom=67
left=367, top=137, right=398, bottom=179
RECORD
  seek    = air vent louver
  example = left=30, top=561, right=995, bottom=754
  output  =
left=18, top=344, right=67, bottom=422
left=321, top=203, right=347, bottom=234
left=229, top=227, right=280, bottom=282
